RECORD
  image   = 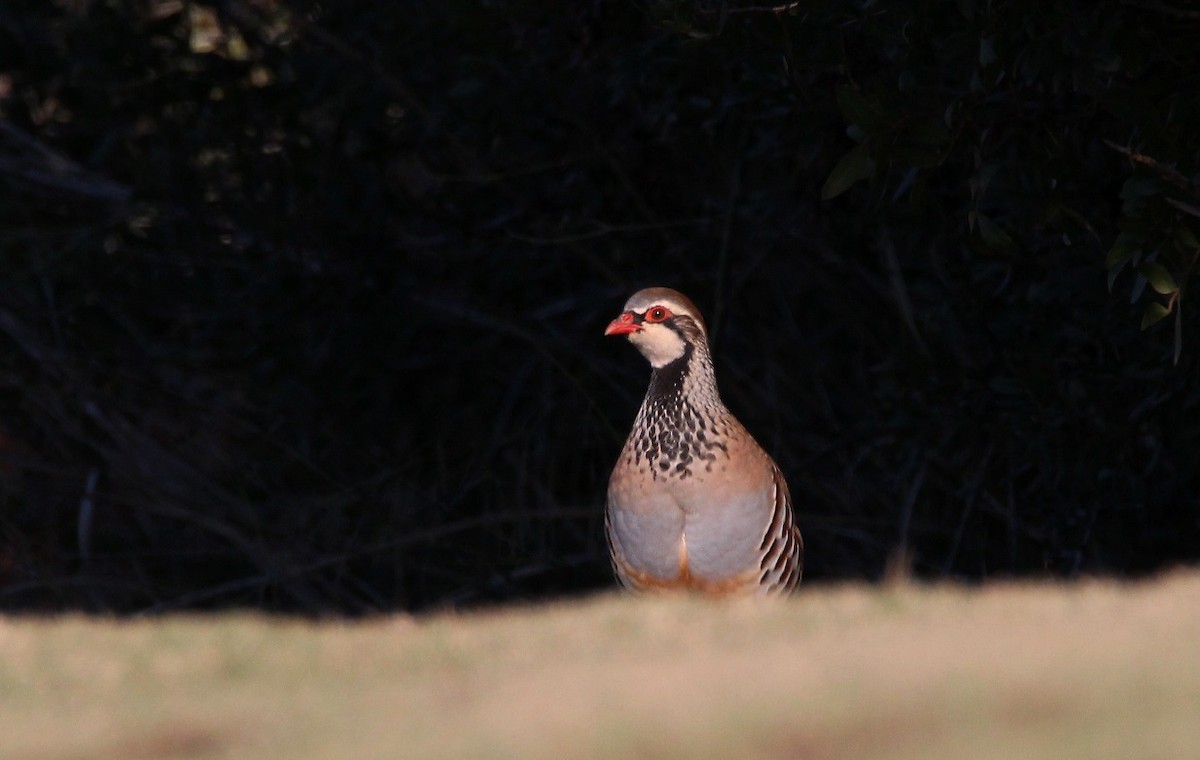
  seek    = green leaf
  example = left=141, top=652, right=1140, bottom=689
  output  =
left=1141, top=302, right=1171, bottom=329
left=1104, top=233, right=1141, bottom=269
left=1130, top=273, right=1148, bottom=305
left=1107, top=260, right=1125, bottom=292
left=975, top=214, right=1018, bottom=255
left=979, top=35, right=997, bottom=67
left=968, top=164, right=1001, bottom=201
left=1118, top=214, right=1153, bottom=237
left=1138, top=261, right=1178, bottom=295
left=1175, top=300, right=1184, bottom=365
left=1174, top=224, right=1200, bottom=252
left=891, top=145, right=943, bottom=168
left=834, top=84, right=884, bottom=135
left=821, top=144, right=875, bottom=200
left=1120, top=174, right=1166, bottom=201
left=905, top=121, right=951, bottom=148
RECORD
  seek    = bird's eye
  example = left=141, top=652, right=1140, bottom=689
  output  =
left=645, top=306, right=670, bottom=323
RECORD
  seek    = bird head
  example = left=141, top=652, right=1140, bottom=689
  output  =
left=604, top=287, right=708, bottom=368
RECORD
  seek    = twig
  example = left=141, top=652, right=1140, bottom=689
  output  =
left=1165, top=197, right=1200, bottom=218
left=711, top=152, right=743, bottom=340
left=1118, top=0, right=1200, bottom=20
left=507, top=218, right=709, bottom=245
left=0, top=120, right=132, bottom=204
left=77, top=468, right=100, bottom=562
left=135, top=508, right=596, bottom=613
left=887, top=456, right=926, bottom=582
left=941, top=445, right=992, bottom=574
left=1103, top=139, right=1192, bottom=191
left=879, top=228, right=930, bottom=358
left=0, top=309, right=59, bottom=371
left=709, top=2, right=801, bottom=14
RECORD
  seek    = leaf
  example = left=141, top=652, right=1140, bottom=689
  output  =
left=979, top=35, right=997, bottom=67
left=1107, top=260, right=1124, bottom=292
left=891, top=145, right=942, bottom=168
left=975, top=214, right=1017, bottom=255
left=1104, top=233, right=1141, bottom=269
left=1175, top=300, right=1184, bottom=365
left=188, top=5, right=224, bottom=54
left=968, top=164, right=1001, bottom=201
left=1173, top=224, right=1200, bottom=252
left=906, top=121, right=951, bottom=148
left=834, top=84, right=884, bottom=135
left=1138, top=261, right=1178, bottom=295
left=1119, top=174, right=1165, bottom=201
left=1130, top=273, right=1147, bottom=305
left=1141, top=302, right=1171, bottom=329
left=821, top=144, right=874, bottom=200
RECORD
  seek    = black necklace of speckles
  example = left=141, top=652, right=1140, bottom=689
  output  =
left=635, top=342, right=729, bottom=480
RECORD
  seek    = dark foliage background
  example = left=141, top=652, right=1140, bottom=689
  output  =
left=1, top=0, right=1198, bottom=613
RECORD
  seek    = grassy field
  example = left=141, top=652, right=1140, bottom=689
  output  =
left=2, top=570, right=1198, bottom=760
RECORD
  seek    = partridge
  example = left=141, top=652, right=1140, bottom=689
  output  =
left=604, top=287, right=803, bottom=596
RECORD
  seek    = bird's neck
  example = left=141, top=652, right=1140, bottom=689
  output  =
left=628, top=341, right=731, bottom=477
left=639, top=341, right=724, bottom=422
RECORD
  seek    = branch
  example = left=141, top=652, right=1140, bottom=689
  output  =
left=724, top=2, right=802, bottom=14
left=0, top=119, right=131, bottom=204
left=1165, top=197, right=1200, bottom=219
left=1103, top=139, right=1193, bottom=191
left=1118, top=0, right=1200, bottom=20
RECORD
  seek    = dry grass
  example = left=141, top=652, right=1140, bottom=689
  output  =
left=2, top=570, right=1198, bottom=760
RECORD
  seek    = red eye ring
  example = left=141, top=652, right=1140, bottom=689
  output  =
left=645, top=306, right=671, bottom=323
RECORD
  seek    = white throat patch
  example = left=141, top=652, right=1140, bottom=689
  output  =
left=629, top=324, right=687, bottom=368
